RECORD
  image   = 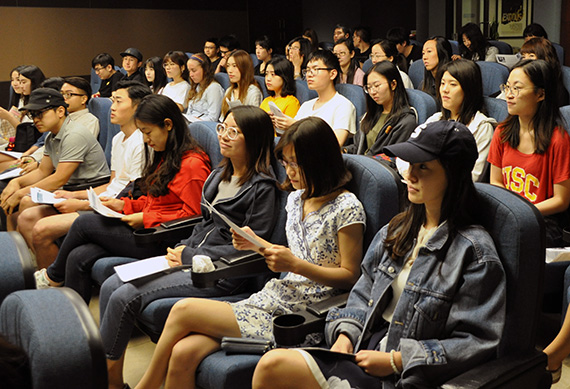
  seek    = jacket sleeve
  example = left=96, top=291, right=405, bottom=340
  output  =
left=398, top=244, right=506, bottom=386
left=122, top=196, right=146, bottom=214
left=324, top=228, right=387, bottom=347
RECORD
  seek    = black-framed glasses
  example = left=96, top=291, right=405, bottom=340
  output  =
left=302, top=67, right=334, bottom=78
left=26, top=107, right=54, bottom=120
left=216, top=123, right=241, bottom=140
left=60, top=92, right=86, bottom=99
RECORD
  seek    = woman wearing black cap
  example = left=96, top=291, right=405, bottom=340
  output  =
left=252, top=120, right=506, bottom=389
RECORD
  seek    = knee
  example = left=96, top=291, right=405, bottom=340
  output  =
left=254, top=349, right=295, bottom=383
left=169, top=298, right=198, bottom=319
left=32, top=220, right=52, bottom=245
left=17, top=207, right=38, bottom=231
left=170, top=339, right=202, bottom=370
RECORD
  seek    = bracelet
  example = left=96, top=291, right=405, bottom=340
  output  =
left=390, top=349, right=401, bottom=375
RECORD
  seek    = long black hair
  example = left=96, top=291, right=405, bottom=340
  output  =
left=421, top=36, right=452, bottom=96
left=458, top=23, right=490, bottom=61
left=266, top=57, right=296, bottom=98
left=144, top=57, right=168, bottom=93
left=9, top=65, right=25, bottom=108
left=19, top=65, right=46, bottom=105
left=134, top=94, right=204, bottom=197
left=334, top=38, right=360, bottom=85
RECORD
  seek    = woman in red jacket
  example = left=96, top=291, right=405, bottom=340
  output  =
left=34, top=94, right=211, bottom=302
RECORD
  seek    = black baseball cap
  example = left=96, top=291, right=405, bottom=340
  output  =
left=20, top=88, right=68, bottom=111
left=383, top=121, right=478, bottom=170
left=120, top=48, right=143, bottom=62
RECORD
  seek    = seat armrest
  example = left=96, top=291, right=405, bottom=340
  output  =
left=133, top=215, right=203, bottom=246
left=191, top=252, right=275, bottom=288
left=441, top=351, right=550, bottom=389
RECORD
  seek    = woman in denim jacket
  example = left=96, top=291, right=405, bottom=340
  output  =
left=253, top=120, right=507, bottom=389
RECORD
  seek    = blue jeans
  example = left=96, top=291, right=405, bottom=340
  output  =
left=46, top=213, right=167, bottom=303
left=99, top=271, right=246, bottom=360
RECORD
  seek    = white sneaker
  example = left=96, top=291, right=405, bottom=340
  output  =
left=34, top=268, right=51, bottom=289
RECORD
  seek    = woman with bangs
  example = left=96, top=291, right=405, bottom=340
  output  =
left=184, top=52, right=225, bottom=122
left=254, top=35, right=274, bottom=76
left=99, top=106, right=279, bottom=389
left=452, top=23, right=498, bottom=62
left=424, top=59, right=496, bottom=181
left=143, top=57, right=167, bottom=94
left=0, top=65, right=26, bottom=140
left=221, top=50, right=263, bottom=119
left=369, top=39, right=413, bottom=89
left=488, top=59, right=570, bottom=247
left=421, top=36, right=452, bottom=99
left=333, top=38, right=365, bottom=86
left=287, top=36, right=312, bottom=80
left=135, top=117, right=365, bottom=389
left=259, top=57, right=300, bottom=133
left=346, top=61, right=416, bottom=156
left=160, top=51, right=191, bottom=111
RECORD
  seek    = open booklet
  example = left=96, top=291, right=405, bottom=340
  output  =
left=0, top=150, right=23, bottom=160
left=299, top=347, right=356, bottom=361
left=30, top=187, right=66, bottom=205
left=0, top=167, right=22, bottom=180
left=202, top=199, right=270, bottom=249
left=87, top=187, right=124, bottom=218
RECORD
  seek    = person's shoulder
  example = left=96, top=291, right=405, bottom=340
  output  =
left=332, top=92, right=355, bottom=109
left=457, top=224, right=500, bottom=259
left=335, top=191, right=364, bottom=212
left=424, top=111, right=443, bottom=123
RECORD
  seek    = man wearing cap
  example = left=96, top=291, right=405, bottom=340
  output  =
left=0, top=88, right=110, bottom=229
left=121, top=47, right=144, bottom=83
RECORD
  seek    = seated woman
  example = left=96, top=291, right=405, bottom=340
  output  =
left=287, top=36, right=312, bottom=80
left=421, top=36, right=452, bottom=99
left=98, top=106, right=278, bottom=389
left=345, top=61, right=416, bottom=156
left=272, top=50, right=356, bottom=146
left=135, top=116, right=366, bottom=389
left=333, top=38, right=365, bottom=86
left=254, top=35, right=274, bottom=76
left=259, top=57, right=300, bottom=134
left=488, top=59, right=570, bottom=247
left=0, top=65, right=25, bottom=142
left=34, top=94, right=212, bottom=301
left=253, top=120, right=506, bottom=389
left=424, top=59, right=496, bottom=181
left=221, top=50, right=263, bottom=119
left=369, top=39, right=413, bottom=89
left=302, top=28, right=319, bottom=53
left=184, top=53, right=225, bottom=122
left=160, top=51, right=191, bottom=111
left=144, top=56, right=167, bottom=94
left=452, top=23, right=499, bottom=62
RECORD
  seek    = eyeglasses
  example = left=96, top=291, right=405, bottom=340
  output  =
left=216, top=123, right=241, bottom=140
left=280, top=159, right=299, bottom=170
left=302, top=67, right=334, bottom=78
left=288, top=46, right=301, bottom=52
left=369, top=54, right=387, bottom=61
left=333, top=51, right=349, bottom=58
left=60, top=92, right=86, bottom=99
left=26, top=107, right=54, bottom=120
left=499, top=83, right=535, bottom=97
left=204, top=45, right=216, bottom=50
left=364, top=82, right=388, bottom=94
left=163, top=62, right=178, bottom=69
left=93, top=66, right=106, bottom=73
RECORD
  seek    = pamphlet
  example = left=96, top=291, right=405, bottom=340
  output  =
left=30, top=187, right=65, bottom=205
left=87, top=187, right=124, bottom=218
left=114, top=256, right=170, bottom=282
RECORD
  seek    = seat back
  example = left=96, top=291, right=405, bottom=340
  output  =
left=408, top=59, right=425, bottom=89
left=362, top=58, right=373, bottom=73
left=0, top=288, right=107, bottom=389
left=254, top=75, right=269, bottom=99
left=295, top=79, right=317, bottom=106
left=562, top=67, right=570, bottom=100
left=0, top=232, right=35, bottom=305
left=553, top=43, right=565, bottom=66
left=449, top=40, right=460, bottom=55
left=214, top=72, right=231, bottom=90
left=477, top=61, right=509, bottom=97
left=250, top=53, right=260, bottom=68
left=484, top=96, right=509, bottom=123
left=188, top=121, right=223, bottom=168
left=561, top=105, right=570, bottom=133
left=406, top=88, right=437, bottom=124
left=474, top=183, right=545, bottom=356
left=489, top=40, right=513, bottom=54
left=88, top=97, right=120, bottom=165
left=90, top=67, right=101, bottom=95
left=335, top=83, right=366, bottom=128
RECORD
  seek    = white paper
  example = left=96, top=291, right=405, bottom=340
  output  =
left=495, top=54, right=521, bottom=69
left=30, top=187, right=65, bottom=205
left=0, top=150, right=23, bottom=159
left=88, top=187, right=124, bottom=218
left=203, top=200, right=270, bottom=249
left=0, top=168, right=22, bottom=180
left=114, top=255, right=170, bottom=282
left=546, top=247, right=570, bottom=263
left=268, top=101, right=286, bottom=118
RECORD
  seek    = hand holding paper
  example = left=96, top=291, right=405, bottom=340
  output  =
left=30, top=187, right=66, bottom=205
left=88, top=187, right=124, bottom=218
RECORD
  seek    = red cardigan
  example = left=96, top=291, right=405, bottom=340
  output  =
left=121, top=150, right=211, bottom=228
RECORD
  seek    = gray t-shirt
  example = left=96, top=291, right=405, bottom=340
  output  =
left=44, top=116, right=110, bottom=185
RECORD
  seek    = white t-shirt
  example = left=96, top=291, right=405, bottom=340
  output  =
left=161, top=81, right=191, bottom=108
left=100, top=129, right=145, bottom=198
left=295, top=92, right=357, bottom=135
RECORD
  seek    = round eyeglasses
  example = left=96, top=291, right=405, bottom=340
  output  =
left=216, top=123, right=240, bottom=140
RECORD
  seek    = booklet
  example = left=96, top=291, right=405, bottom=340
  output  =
left=0, top=167, right=22, bottom=180
left=0, top=150, right=23, bottom=159
left=202, top=200, right=270, bottom=249
left=87, top=187, right=124, bottom=218
left=30, top=187, right=65, bottom=205
left=268, top=101, right=286, bottom=118
left=114, top=255, right=170, bottom=282
left=496, top=54, right=521, bottom=69
left=300, top=347, right=356, bottom=361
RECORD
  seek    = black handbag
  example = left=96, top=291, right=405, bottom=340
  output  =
left=13, top=122, right=41, bottom=152
left=220, top=337, right=275, bottom=355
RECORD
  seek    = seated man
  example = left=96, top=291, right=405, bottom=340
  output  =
left=92, top=53, right=125, bottom=98
left=17, top=81, right=150, bottom=269
left=386, top=27, right=422, bottom=69
left=120, top=48, right=144, bottom=83
left=0, top=88, right=110, bottom=230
